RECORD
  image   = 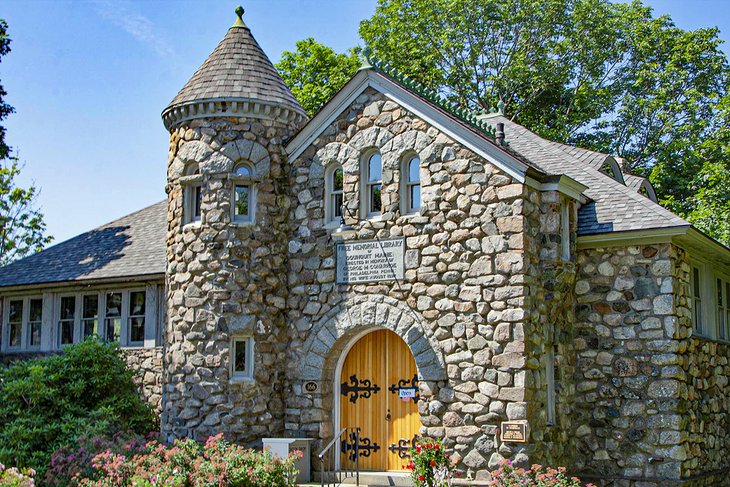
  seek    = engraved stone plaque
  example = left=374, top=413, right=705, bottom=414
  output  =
left=335, top=238, right=405, bottom=284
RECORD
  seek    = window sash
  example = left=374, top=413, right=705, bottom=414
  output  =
left=231, top=337, right=254, bottom=379
left=546, top=347, right=556, bottom=425
left=7, top=300, right=23, bottom=348
left=233, top=184, right=252, bottom=222
left=692, top=266, right=704, bottom=334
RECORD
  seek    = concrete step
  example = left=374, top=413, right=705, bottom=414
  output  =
left=301, top=471, right=411, bottom=487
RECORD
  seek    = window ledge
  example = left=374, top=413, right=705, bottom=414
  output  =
left=183, top=221, right=202, bottom=231
left=230, top=376, right=255, bottom=385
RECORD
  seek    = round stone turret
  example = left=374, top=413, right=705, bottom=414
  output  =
left=161, top=7, right=303, bottom=443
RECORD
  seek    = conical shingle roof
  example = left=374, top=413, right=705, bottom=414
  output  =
left=162, top=7, right=307, bottom=130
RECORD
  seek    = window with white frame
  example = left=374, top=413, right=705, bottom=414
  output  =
left=28, top=298, right=42, bottom=348
left=325, top=164, right=343, bottom=225
left=561, top=202, right=570, bottom=261
left=363, top=152, right=382, bottom=217
left=128, top=291, right=146, bottom=345
left=82, top=294, right=99, bottom=339
left=231, top=336, right=254, bottom=380
left=105, top=292, right=123, bottom=342
left=232, top=162, right=254, bottom=223
left=546, top=344, right=556, bottom=425
left=59, top=296, right=76, bottom=346
left=7, top=299, right=23, bottom=349
left=692, top=265, right=705, bottom=335
left=402, top=155, right=420, bottom=214
left=183, top=163, right=202, bottom=224
left=717, top=277, right=730, bottom=341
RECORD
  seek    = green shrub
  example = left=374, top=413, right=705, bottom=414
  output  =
left=0, top=338, right=157, bottom=480
left=70, top=434, right=299, bottom=487
left=489, top=459, right=595, bottom=486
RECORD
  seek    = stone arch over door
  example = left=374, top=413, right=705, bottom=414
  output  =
left=292, top=295, right=447, bottom=448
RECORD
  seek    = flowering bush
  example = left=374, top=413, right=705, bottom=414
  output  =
left=489, top=460, right=596, bottom=487
left=70, top=433, right=299, bottom=487
left=406, top=437, right=455, bottom=487
left=0, top=463, right=35, bottom=487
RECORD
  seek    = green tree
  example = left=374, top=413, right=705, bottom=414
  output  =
left=0, top=19, right=52, bottom=265
left=276, top=38, right=361, bottom=116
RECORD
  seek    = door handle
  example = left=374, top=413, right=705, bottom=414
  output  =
left=385, top=408, right=391, bottom=421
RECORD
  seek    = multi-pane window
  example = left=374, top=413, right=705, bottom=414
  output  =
left=403, top=156, right=420, bottom=214
left=184, top=163, right=202, bottom=224
left=28, top=298, right=42, bottom=348
left=82, top=294, right=99, bottom=339
left=59, top=296, right=76, bottom=345
left=231, top=336, right=254, bottom=380
left=128, top=291, right=146, bottom=344
left=105, top=292, right=123, bottom=342
left=326, top=165, right=344, bottom=224
left=561, top=203, right=571, bottom=261
left=364, top=153, right=382, bottom=217
left=8, top=300, right=22, bottom=348
left=232, top=163, right=254, bottom=223
left=717, top=278, right=730, bottom=341
left=546, top=345, right=556, bottom=426
left=692, top=266, right=704, bottom=335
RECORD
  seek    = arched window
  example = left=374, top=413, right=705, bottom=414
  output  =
left=184, top=163, right=202, bottom=224
left=325, top=165, right=343, bottom=225
left=232, top=162, right=254, bottom=223
left=363, top=152, right=382, bottom=217
left=402, top=155, right=421, bottom=214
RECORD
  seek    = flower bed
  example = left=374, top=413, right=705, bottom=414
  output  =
left=0, top=463, right=34, bottom=487
left=490, top=460, right=596, bottom=487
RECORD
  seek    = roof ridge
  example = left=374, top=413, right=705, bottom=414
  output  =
left=363, top=48, right=498, bottom=140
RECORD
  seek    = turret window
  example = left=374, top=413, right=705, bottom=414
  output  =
left=232, top=162, right=255, bottom=223
left=402, top=155, right=421, bottom=214
left=325, top=165, right=343, bottom=225
left=363, top=152, right=382, bottom=217
left=183, top=163, right=202, bottom=225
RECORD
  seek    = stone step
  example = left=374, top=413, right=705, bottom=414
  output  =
left=302, top=471, right=411, bottom=487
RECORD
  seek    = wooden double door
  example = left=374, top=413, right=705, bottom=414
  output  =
left=339, top=329, right=421, bottom=471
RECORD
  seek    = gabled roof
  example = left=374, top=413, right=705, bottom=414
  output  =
left=0, top=201, right=166, bottom=289
left=480, top=116, right=688, bottom=235
left=162, top=8, right=306, bottom=129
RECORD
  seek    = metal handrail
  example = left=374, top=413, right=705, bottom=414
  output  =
left=318, top=427, right=359, bottom=487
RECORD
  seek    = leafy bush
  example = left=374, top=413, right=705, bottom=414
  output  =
left=0, top=338, right=157, bottom=479
left=490, top=459, right=595, bottom=486
left=0, top=463, right=35, bottom=487
left=70, top=434, right=299, bottom=487
left=406, top=437, right=455, bottom=487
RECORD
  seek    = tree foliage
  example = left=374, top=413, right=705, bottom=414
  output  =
left=277, top=0, right=730, bottom=244
left=276, top=38, right=360, bottom=116
left=0, top=19, right=51, bottom=265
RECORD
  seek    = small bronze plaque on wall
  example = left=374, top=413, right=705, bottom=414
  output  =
left=500, top=421, right=529, bottom=443
left=304, top=381, right=319, bottom=393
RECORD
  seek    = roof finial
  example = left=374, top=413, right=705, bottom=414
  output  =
left=232, top=5, right=247, bottom=28
left=496, top=100, right=505, bottom=115
left=359, top=46, right=374, bottom=71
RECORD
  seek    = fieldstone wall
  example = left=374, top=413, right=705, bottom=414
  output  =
left=285, top=88, right=572, bottom=482
left=573, top=243, right=684, bottom=484
left=162, top=115, right=300, bottom=444
left=125, top=347, right=164, bottom=412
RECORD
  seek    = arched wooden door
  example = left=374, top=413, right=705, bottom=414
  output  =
left=339, top=329, right=421, bottom=471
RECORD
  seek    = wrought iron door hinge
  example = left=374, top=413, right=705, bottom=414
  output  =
left=341, top=431, right=381, bottom=461
left=388, top=373, right=419, bottom=403
left=388, top=434, right=420, bottom=459
left=341, top=374, right=381, bottom=404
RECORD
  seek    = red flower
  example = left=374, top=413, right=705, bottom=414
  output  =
left=418, top=475, right=425, bottom=481
left=430, top=460, right=437, bottom=466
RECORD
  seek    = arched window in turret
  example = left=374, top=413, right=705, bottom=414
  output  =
left=183, top=163, right=202, bottom=224
left=232, top=162, right=255, bottom=223
left=362, top=152, right=382, bottom=218
left=401, top=154, right=421, bottom=214
left=325, top=164, right=343, bottom=225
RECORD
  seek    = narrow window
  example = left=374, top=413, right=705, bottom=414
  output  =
left=365, top=153, right=382, bottom=217
left=718, top=279, right=725, bottom=340
left=231, top=336, right=254, bottom=380
left=28, top=298, right=43, bottom=348
left=561, top=203, right=570, bottom=261
left=82, top=294, right=99, bottom=339
left=726, top=282, right=730, bottom=341
left=8, top=300, right=23, bottom=348
left=59, top=296, right=76, bottom=345
left=128, top=291, right=146, bottom=345
left=184, top=164, right=202, bottom=224
left=403, top=155, right=421, bottom=214
left=105, top=292, right=122, bottom=342
left=546, top=345, right=556, bottom=425
left=233, top=163, right=254, bottom=223
left=326, top=165, right=344, bottom=224
left=692, top=266, right=703, bottom=334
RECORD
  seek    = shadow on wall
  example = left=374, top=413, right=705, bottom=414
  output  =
left=0, top=226, right=134, bottom=286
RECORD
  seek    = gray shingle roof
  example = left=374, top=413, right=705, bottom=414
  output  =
left=0, top=201, right=166, bottom=289
left=482, top=116, right=688, bottom=235
left=166, top=25, right=305, bottom=117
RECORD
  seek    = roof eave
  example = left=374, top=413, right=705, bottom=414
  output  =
left=0, top=273, right=165, bottom=295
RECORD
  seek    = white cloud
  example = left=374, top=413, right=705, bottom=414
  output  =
left=92, top=0, right=175, bottom=58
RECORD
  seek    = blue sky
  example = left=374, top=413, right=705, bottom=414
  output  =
left=1, top=0, right=728, bottom=244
